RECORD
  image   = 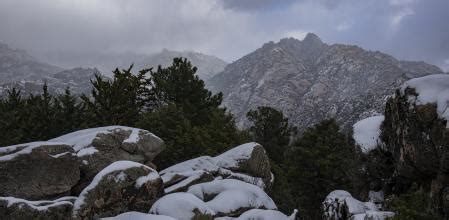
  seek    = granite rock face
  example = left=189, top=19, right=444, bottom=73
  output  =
left=0, top=142, right=80, bottom=200
left=381, top=78, right=449, bottom=217
left=72, top=161, right=164, bottom=219
left=0, top=196, right=76, bottom=220
left=209, top=33, right=444, bottom=132
left=49, top=126, right=165, bottom=195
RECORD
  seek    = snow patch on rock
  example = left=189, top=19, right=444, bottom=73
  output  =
left=401, top=74, right=449, bottom=127
left=353, top=116, right=385, bottom=153
left=101, top=211, right=176, bottom=220
left=73, top=160, right=155, bottom=215
left=149, top=192, right=215, bottom=220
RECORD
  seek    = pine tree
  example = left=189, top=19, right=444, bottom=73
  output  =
left=81, top=66, right=151, bottom=127
left=21, top=84, right=59, bottom=141
left=138, top=58, right=246, bottom=168
left=286, top=119, right=359, bottom=220
left=246, top=106, right=296, bottom=164
left=55, top=88, right=85, bottom=133
left=148, top=58, right=222, bottom=125
left=0, top=88, right=26, bottom=146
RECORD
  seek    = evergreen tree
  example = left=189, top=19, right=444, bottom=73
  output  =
left=55, top=88, right=85, bottom=133
left=0, top=88, right=25, bottom=146
left=246, top=106, right=296, bottom=164
left=138, top=58, right=246, bottom=168
left=21, top=84, right=59, bottom=141
left=286, top=119, right=358, bottom=220
left=148, top=57, right=222, bottom=125
left=81, top=66, right=151, bottom=127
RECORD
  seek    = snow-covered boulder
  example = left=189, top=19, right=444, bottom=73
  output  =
left=323, top=190, right=393, bottom=220
left=72, top=161, right=163, bottom=219
left=160, top=156, right=218, bottom=193
left=0, top=196, right=76, bottom=220
left=102, top=211, right=176, bottom=220
left=149, top=192, right=215, bottom=220
left=215, top=208, right=298, bottom=220
left=0, top=141, right=80, bottom=199
left=159, top=142, right=271, bottom=192
left=353, top=115, right=384, bottom=153
left=49, top=126, right=164, bottom=194
left=214, top=142, right=271, bottom=185
left=187, top=179, right=277, bottom=216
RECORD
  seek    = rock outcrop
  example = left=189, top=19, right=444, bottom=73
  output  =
left=72, top=161, right=163, bottom=219
left=49, top=126, right=165, bottom=194
left=380, top=74, right=449, bottom=216
left=160, top=142, right=272, bottom=193
left=0, top=128, right=296, bottom=219
left=0, top=196, right=76, bottom=220
left=209, top=33, right=444, bottom=131
left=0, top=142, right=80, bottom=199
left=322, top=190, right=394, bottom=220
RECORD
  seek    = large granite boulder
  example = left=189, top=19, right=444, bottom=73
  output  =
left=214, top=142, right=272, bottom=185
left=0, top=196, right=76, bottom=220
left=49, top=126, right=165, bottom=194
left=72, top=160, right=163, bottom=219
left=381, top=74, right=449, bottom=216
left=160, top=142, right=272, bottom=193
left=0, top=142, right=80, bottom=200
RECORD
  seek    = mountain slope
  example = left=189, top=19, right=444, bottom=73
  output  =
left=0, top=42, right=62, bottom=82
left=0, top=42, right=101, bottom=96
left=40, top=49, right=228, bottom=81
left=209, top=33, right=444, bottom=131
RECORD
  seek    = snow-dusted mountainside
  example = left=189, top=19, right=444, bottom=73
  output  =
left=208, top=33, right=445, bottom=131
left=0, top=42, right=62, bottom=82
left=0, top=67, right=101, bottom=96
left=41, top=49, right=228, bottom=81
left=0, top=42, right=102, bottom=96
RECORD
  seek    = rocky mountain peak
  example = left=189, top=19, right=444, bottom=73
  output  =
left=209, top=34, right=444, bottom=131
left=303, top=32, right=323, bottom=46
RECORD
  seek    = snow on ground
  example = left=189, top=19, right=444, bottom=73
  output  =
left=187, top=179, right=276, bottom=213
left=213, top=142, right=259, bottom=168
left=101, top=211, right=176, bottom=220
left=401, top=74, right=449, bottom=127
left=353, top=116, right=385, bottom=153
left=0, top=141, right=69, bottom=161
left=73, top=161, right=156, bottom=215
left=149, top=192, right=215, bottom=220
left=0, top=196, right=77, bottom=211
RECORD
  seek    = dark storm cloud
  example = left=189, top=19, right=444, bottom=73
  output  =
left=0, top=0, right=447, bottom=70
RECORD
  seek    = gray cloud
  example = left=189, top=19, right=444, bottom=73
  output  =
left=0, top=0, right=447, bottom=70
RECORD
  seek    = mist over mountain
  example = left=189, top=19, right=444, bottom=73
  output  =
left=209, top=33, right=444, bottom=131
left=39, top=49, right=227, bottom=81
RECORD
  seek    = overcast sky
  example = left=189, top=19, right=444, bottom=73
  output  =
left=0, top=0, right=448, bottom=70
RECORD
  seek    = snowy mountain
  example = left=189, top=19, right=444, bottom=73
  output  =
left=0, top=42, right=62, bottom=82
left=0, top=42, right=105, bottom=96
left=208, top=33, right=445, bottom=131
left=40, top=49, right=228, bottom=81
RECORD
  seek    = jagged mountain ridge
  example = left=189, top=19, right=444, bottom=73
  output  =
left=0, top=42, right=100, bottom=96
left=209, top=33, right=445, bottom=131
left=40, top=49, right=228, bottom=81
